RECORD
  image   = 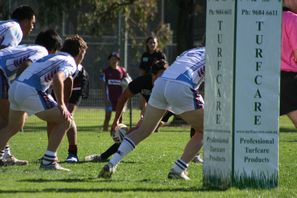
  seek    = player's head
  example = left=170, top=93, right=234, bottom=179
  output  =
left=11, top=5, right=36, bottom=36
left=145, top=35, right=159, bottom=53
left=108, top=51, right=120, bottom=67
left=35, top=29, right=62, bottom=54
left=61, top=35, right=88, bottom=65
left=151, top=59, right=168, bottom=75
left=108, top=51, right=120, bottom=61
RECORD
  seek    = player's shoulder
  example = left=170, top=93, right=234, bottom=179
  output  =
left=22, top=44, right=47, bottom=52
left=48, top=52, right=76, bottom=67
left=118, top=66, right=127, bottom=73
left=2, top=20, right=21, bottom=31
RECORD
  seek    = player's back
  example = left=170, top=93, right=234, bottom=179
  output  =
left=0, top=44, right=48, bottom=78
left=161, top=47, right=205, bottom=89
left=0, top=20, right=22, bottom=48
left=17, top=52, right=76, bottom=92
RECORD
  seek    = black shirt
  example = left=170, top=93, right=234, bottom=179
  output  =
left=128, top=74, right=153, bottom=102
left=139, top=51, right=166, bottom=74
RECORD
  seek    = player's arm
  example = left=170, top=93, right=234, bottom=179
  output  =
left=52, top=71, right=73, bottom=120
left=63, top=76, right=73, bottom=103
left=111, top=88, right=135, bottom=132
left=99, top=73, right=110, bottom=105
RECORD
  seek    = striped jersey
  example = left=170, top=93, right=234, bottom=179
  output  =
left=0, top=20, right=22, bottom=48
left=17, top=52, right=77, bottom=92
left=160, top=47, right=205, bottom=90
left=0, top=44, right=48, bottom=79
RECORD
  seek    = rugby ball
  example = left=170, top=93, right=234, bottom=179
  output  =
left=113, top=123, right=128, bottom=143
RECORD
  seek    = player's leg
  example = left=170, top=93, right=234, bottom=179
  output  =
left=98, top=105, right=166, bottom=178
left=0, top=109, right=28, bottom=166
left=287, top=110, right=297, bottom=128
left=65, top=103, right=79, bottom=162
left=190, top=128, right=203, bottom=163
left=85, top=143, right=120, bottom=162
left=165, top=81, right=204, bottom=180
left=0, top=76, right=28, bottom=165
left=103, top=107, right=112, bottom=131
left=98, top=77, right=168, bottom=178
left=36, top=107, right=73, bottom=171
left=0, top=99, right=10, bottom=160
left=86, top=112, right=144, bottom=162
left=0, top=99, right=9, bottom=129
left=168, top=109, right=204, bottom=180
left=0, top=72, right=11, bottom=160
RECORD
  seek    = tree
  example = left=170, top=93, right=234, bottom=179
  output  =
left=37, top=0, right=172, bottom=49
left=176, top=0, right=206, bottom=54
left=0, top=1, right=10, bottom=19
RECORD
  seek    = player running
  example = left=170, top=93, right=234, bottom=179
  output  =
left=98, top=47, right=205, bottom=180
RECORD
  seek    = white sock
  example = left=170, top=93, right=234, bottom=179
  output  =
left=109, top=137, right=135, bottom=166
left=4, top=145, right=11, bottom=156
left=42, top=150, right=57, bottom=165
left=172, top=158, right=188, bottom=173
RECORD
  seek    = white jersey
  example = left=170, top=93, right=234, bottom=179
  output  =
left=160, top=47, right=205, bottom=90
left=0, top=44, right=48, bottom=79
left=0, top=20, right=22, bottom=48
left=17, top=52, right=77, bottom=92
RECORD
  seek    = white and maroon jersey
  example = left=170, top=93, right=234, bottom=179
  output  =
left=160, top=47, right=205, bottom=90
left=0, top=44, right=48, bottom=79
left=17, top=52, right=77, bottom=92
left=0, top=20, right=22, bottom=48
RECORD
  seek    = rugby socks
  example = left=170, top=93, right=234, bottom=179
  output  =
left=101, top=143, right=120, bottom=160
left=42, top=150, right=57, bottom=165
left=4, top=145, right=11, bottom=157
left=172, top=158, right=189, bottom=174
left=109, top=137, right=135, bottom=166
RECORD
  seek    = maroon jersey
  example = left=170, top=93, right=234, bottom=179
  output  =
left=102, top=66, right=127, bottom=109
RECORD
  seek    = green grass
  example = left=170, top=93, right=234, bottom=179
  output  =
left=1, top=110, right=297, bottom=197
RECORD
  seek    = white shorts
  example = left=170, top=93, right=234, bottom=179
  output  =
left=9, top=81, right=57, bottom=116
left=148, top=78, right=204, bottom=115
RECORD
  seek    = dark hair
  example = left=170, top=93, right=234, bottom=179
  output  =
left=60, top=35, right=88, bottom=57
left=145, top=35, right=159, bottom=52
left=151, top=59, right=168, bottom=74
left=11, top=5, right=35, bottom=22
left=35, top=29, right=62, bottom=52
left=108, top=51, right=120, bottom=60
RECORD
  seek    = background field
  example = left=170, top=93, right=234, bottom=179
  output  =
left=0, top=109, right=297, bottom=198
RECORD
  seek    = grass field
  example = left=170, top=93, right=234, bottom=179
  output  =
left=0, top=109, right=297, bottom=197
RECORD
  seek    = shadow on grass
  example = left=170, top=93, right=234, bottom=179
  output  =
left=279, top=127, right=297, bottom=133
left=0, top=186, right=213, bottom=194
left=22, top=125, right=102, bottom=133
left=58, top=160, right=139, bottom=165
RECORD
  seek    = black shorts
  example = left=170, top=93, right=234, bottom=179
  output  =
left=280, top=71, right=297, bottom=115
left=69, top=90, right=82, bottom=106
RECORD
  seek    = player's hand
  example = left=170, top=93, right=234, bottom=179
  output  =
left=110, top=128, right=121, bottom=143
left=58, top=105, right=73, bottom=121
left=110, top=122, right=118, bottom=135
